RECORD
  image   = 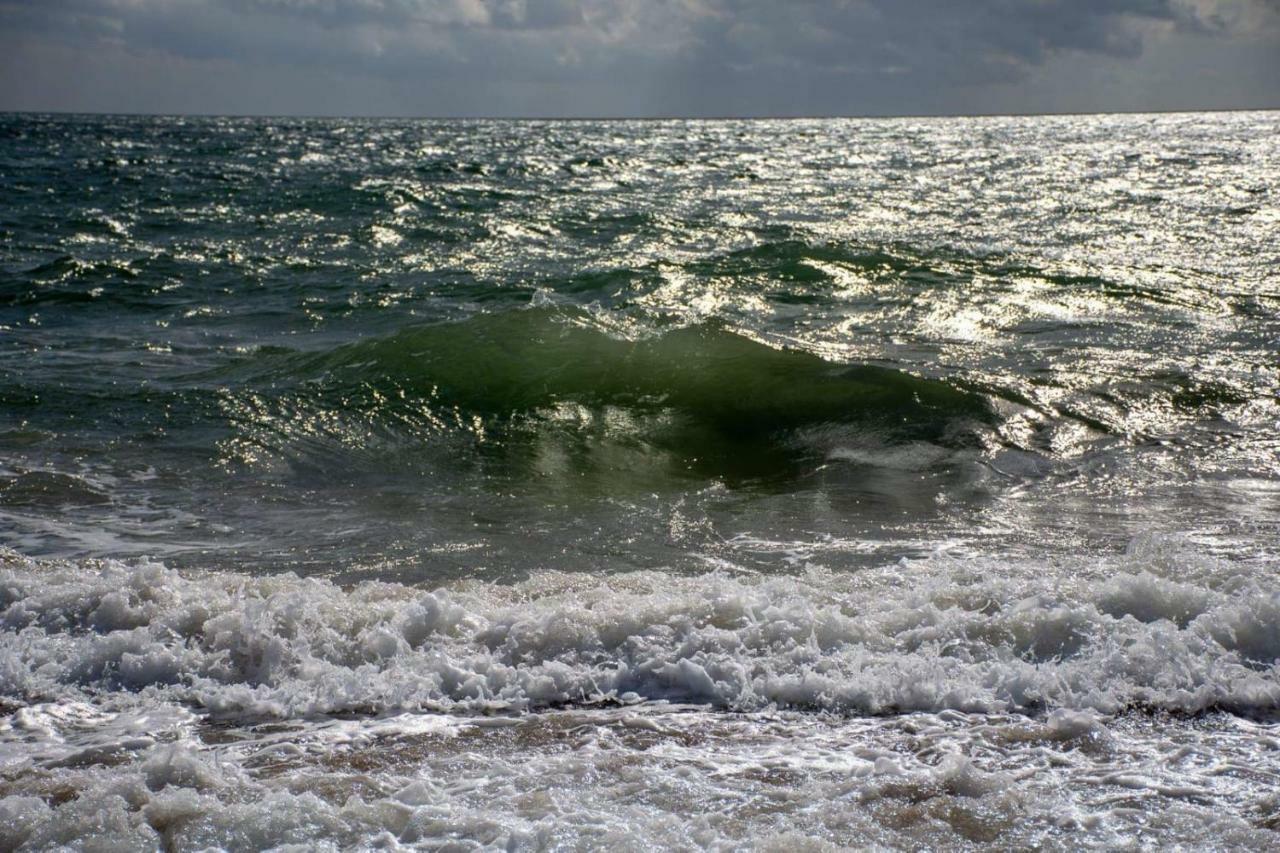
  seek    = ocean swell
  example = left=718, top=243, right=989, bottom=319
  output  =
left=214, top=307, right=996, bottom=481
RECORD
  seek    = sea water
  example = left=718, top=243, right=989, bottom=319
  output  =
left=1, top=112, right=1278, bottom=848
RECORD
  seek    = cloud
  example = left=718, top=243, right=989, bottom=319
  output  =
left=0, top=0, right=1276, bottom=114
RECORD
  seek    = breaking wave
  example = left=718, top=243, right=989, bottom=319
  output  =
left=3, top=536, right=1276, bottom=720
left=214, top=307, right=996, bottom=482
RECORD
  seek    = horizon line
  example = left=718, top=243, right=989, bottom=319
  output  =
left=2, top=106, right=1277, bottom=122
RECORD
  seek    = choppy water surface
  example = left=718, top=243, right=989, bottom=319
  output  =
left=1, top=112, right=1278, bottom=849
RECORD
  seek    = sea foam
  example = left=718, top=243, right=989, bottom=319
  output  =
left=2, top=536, right=1276, bottom=720
left=2, top=536, right=1279, bottom=849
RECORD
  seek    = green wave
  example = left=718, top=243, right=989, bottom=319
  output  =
left=207, top=308, right=999, bottom=487
left=269, top=308, right=992, bottom=439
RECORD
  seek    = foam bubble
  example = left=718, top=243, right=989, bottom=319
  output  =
left=4, top=705, right=1277, bottom=850
left=2, top=539, right=1279, bottom=846
left=1, top=540, right=1278, bottom=719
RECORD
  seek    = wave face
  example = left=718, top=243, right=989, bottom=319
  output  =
left=217, top=308, right=995, bottom=482
left=289, top=309, right=990, bottom=437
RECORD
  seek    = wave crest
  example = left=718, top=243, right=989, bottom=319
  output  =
left=216, top=308, right=995, bottom=482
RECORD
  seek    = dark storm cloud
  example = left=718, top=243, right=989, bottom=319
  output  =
left=0, top=0, right=1276, bottom=115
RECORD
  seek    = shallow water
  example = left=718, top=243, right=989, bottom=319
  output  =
left=1, top=112, right=1278, bottom=849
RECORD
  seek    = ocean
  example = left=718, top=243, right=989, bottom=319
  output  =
left=1, top=111, right=1278, bottom=849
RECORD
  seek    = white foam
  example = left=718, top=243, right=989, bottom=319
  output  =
left=2, top=538, right=1279, bottom=846
left=3, top=704, right=1277, bottom=850
left=1, top=538, right=1277, bottom=719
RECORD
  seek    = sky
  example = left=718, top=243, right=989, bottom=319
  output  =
left=1, top=0, right=1278, bottom=117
